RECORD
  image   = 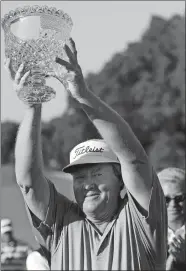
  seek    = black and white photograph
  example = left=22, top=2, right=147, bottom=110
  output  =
left=1, top=1, right=185, bottom=270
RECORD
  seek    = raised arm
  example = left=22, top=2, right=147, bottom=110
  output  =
left=5, top=59, right=50, bottom=221
left=54, top=39, right=153, bottom=211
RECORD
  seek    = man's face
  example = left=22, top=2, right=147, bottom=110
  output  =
left=72, top=163, right=122, bottom=217
left=162, top=181, right=185, bottom=223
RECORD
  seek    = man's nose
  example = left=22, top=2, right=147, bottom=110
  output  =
left=84, top=182, right=96, bottom=190
left=168, top=199, right=177, bottom=208
left=84, top=175, right=96, bottom=189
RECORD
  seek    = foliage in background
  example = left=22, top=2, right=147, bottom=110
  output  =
left=1, top=15, right=185, bottom=171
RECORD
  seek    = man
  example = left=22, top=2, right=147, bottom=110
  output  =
left=1, top=218, right=32, bottom=270
left=158, top=168, right=185, bottom=270
left=5, top=38, right=167, bottom=270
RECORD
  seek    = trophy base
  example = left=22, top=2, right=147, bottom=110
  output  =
left=17, top=85, right=56, bottom=104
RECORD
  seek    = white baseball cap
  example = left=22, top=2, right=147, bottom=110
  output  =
left=1, top=218, right=13, bottom=234
left=63, top=139, right=120, bottom=173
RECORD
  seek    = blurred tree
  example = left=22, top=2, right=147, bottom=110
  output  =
left=149, top=131, right=185, bottom=171
left=86, top=14, right=185, bottom=171
left=1, top=122, right=19, bottom=164
left=41, top=122, right=55, bottom=167
left=2, top=14, right=185, bottom=171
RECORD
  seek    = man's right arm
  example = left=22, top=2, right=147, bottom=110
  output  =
left=15, top=104, right=49, bottom=222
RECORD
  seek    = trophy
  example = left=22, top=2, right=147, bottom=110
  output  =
left=1, top=5, right=73, bottom=104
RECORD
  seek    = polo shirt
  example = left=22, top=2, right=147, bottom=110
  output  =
left=26, top=170, right=167, bottom=270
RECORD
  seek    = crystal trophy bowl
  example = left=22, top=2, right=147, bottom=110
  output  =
left=1, top=5, right=73, bottom=104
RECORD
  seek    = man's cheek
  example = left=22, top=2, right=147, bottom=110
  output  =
left=74, top=188, right=82, bottom=201
left=98, top=184, right=108, bottom=192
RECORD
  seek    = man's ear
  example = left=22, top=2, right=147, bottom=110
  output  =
left=120, top=180, right=124, bottom=191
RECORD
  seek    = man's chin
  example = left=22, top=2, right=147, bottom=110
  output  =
left=168, top=209, right=183, bottom=220
left=83, top=200, right=101, bottom=214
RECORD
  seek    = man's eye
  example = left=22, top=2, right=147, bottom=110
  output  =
left=76, top=176, right=85, bottom=179
left=92, top=173, right=102, bottom=177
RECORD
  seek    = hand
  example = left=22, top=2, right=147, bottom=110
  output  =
left=48, top=38, right=87, bottom=100
left=168, top=235, right=185, bottom=263
left=4, top=58, right=30, bottom=95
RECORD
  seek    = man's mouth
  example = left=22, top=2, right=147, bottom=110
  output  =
left=168, top=209, right=180, bottom=214
left=85, top=192, right=100, bottom=197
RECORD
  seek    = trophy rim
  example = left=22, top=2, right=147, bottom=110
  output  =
left=1, top=5, right=73, bottom=30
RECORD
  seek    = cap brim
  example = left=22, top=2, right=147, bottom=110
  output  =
left=62, top=155, right=120, bottom=173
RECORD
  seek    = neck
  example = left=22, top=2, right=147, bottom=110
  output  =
left=85, top=197, right=121, bottom=233
left=168, top=218, right=184, bottom=232
left=87, top=219, right=110, bottom=234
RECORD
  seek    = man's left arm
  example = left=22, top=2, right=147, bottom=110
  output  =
left=55, top=39, right=153, bottom=212
left=78, top=88, right=153, bottom=210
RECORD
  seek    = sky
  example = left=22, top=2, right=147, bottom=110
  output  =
left=1, top=1, right=185, bottom=123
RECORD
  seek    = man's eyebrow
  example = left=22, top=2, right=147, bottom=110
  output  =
left=165, top=193, right=185, bottom=197
left=75, top=170, right=85, bottom=175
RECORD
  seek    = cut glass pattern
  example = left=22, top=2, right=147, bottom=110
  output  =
left=2, top=5, right=73, bottom=104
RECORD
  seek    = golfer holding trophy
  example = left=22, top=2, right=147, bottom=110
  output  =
left=2, top=5, right=167, bottom=270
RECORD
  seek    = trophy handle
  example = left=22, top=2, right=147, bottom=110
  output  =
left=16, top=67, right=56, bottom=104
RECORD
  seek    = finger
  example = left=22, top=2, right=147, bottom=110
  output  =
left=56, top=57, right=74, bottom=71
left=177, top=236, right=185, bottom=243
left=171, top=241, right=179, bottom=250
left=15, top=63, right=24, bottom=84
left=4, top=58, right=16, bottom=80
left=175, top=237, right=183, bottom=246
left=170, top=251, right=178, bottom=259
left=172, top=237, right=181, bottom=247
left=19, top=71, right=30, bottom=87
left=4, top=58, right=12, bottom=75
left=4, top=58, right=8, bottom=66
left=64, top=44, right=77, bottom=65
left=46, top=71, right=56, bottom=78
left=169, top=242, right=176, bottom=251
left=4, top=58, right=10, bottom=67
left=63, top=71, right=76, bottom=82
left=69, top=38, right=78, bottom=59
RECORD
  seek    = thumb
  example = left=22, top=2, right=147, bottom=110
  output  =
left=47, top=71, right=57, bottom=78
left=67, top=92, right=80, bottom=108
left=47, top=71, right=64, bottom=84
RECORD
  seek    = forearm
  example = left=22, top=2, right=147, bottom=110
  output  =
left=56, top=39, right=153, bottom=209
left=75, top=86, right=147, bottom=163
left=166, top=255, right=175, bottom=270
left=15, top=104, right=44, bottom=186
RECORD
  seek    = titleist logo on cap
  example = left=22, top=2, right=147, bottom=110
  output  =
left=63, top=139, right=120, bottom=172
left=73, top=145, right=104, bottom=160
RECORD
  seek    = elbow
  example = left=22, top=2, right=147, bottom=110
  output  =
left=15, top=155, right=43, bottom=180
left=15, top=170, right=32, bottom=191
left=15, top=165, right=43, bottom=190
left=17, top=182, right=32, bottom=195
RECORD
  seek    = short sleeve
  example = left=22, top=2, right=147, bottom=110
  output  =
left=126, top=168, right=168, bottom=268
left=25, top=179, right=73, bottom=263
left=127, top=168, right=167, bottom=225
